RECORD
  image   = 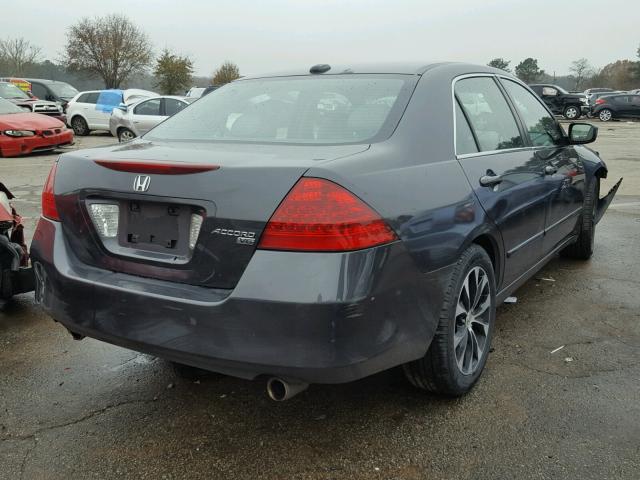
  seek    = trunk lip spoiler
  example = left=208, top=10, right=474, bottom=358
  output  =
left=94, top=159, right=220, bottom=175
left=595, top=177, right=622, bottom=224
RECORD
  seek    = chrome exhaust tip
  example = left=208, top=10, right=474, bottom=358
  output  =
left=266, top=377, right=309, bottom=401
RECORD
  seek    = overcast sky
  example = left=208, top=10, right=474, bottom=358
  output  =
left=4, top=0, right=638, bottom=77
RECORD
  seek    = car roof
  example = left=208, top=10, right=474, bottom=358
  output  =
left=238, top=62, right=479, bottom=80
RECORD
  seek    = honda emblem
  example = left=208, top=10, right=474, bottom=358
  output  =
left=133, top=175, right=151, bottom=192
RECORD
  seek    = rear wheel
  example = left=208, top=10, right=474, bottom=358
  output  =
left=118, top=128, right=136, bottom=143
left=598, top=109, right=613, bottom=122
left=560, top=178, right=598, bottom=260
left=70, top=116, right=89, bottom=136
left=563, top=105, right=581, bottom=120
left=403, top=244, right=496, bottom=396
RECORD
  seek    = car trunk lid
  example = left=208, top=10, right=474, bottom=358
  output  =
left=53, top=140, right=368, bottom=289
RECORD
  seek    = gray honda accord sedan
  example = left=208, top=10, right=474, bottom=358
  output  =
left=31, top=63, right=620, bottom=400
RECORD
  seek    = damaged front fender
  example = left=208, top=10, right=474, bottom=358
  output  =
left=595, top=177, right=623, bottom=224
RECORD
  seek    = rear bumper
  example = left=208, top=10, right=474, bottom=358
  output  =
left=0, top=130, right=74, bottom=157
left=31, top=218, right=448, bottom=384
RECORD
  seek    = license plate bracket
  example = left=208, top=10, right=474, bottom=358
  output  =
left=119, top=201, right=191, bottom=255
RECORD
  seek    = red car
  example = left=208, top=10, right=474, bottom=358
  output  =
left=0, top=98, right=73, bottom=157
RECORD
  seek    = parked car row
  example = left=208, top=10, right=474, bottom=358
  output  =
left=0, top=81, right=66, bottom=123
left=65, top=88, right=197, bottom=140
left=0, top=77, right=205, bottom=156
left=529, top=83, right=640, bottom=121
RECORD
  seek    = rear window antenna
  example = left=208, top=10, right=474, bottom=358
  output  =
left=310, top=64, right=331, bottom=74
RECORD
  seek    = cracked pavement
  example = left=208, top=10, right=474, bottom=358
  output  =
left=1, top=125, right=639, bottom=479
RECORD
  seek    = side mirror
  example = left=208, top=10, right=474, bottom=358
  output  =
left=116, top=103, right=128, bottom=112
left=568, top=123, right=598, bottom=145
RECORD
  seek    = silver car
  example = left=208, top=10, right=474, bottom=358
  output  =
left=109, top=95, right=192, bottom=142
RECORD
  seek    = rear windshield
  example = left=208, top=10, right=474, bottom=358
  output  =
left=146, top=74, right=416, bottom=145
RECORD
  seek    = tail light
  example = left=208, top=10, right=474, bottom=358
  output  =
left=42, top=162, right=60, bottom=221
left=595, top=99, right=606, bottom=105
left=258, top=177, right=398, bottom=252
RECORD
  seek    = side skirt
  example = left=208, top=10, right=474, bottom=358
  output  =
left=496, top=234, right=577, bottom=304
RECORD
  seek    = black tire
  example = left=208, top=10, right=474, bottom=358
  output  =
left=1, top=269, right=13, bottom=299
left=563, top=105, right=581, bottom=120
left=117, top=128, right=136, bottom=143
left=171, top=361, right=221, bottom=380
left=560, top=178, right=599, bottom=260
left=70, top=116, right=89, bottom=136
left=598, top=109, right=613, bottom=122
left=403, top=244, right=496, bottom=396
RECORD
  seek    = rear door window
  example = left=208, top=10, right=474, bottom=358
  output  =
left=134, top=98, right=162, bottom=116
left=163, top=98, right=187, bottom=116
left=78, top=92, right=99, bottom=104
left=501, top=79, right=563, bottom=147
left=31, top=83, right=48, bottom=100
left=455, top=77, right=524, bottom=152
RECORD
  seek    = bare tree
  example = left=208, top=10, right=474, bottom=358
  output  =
left=213, top=61, right=240, bottom=85
left=0, top=37, right=42, bottom=75
left=63, top=14, right=153, bottom=88
left=569, top=58, right=593, bottom=90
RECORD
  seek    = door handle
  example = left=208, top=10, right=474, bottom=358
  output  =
left=479, top=174, right=503, bottom=187
left=544, top=165, right=558, bottom=175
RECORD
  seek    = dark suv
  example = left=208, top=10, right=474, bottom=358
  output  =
left=529, top=84, right=589, bottom=120
left=25, top=78, right=79, bottom=112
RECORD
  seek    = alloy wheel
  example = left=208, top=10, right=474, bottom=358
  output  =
left=454, top=266, right=491, bottom=375
left=71, top=117, right=87, bottom=135
left=599, top=109, right=612, bottom=122
left=565, top=107, right=578, bottom=119
left=119, top=129, right=136, bottom=142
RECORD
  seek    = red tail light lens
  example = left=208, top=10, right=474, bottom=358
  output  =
left=42, top=162, right=60, bottom=221
left=258, top=178, right=398, bottom=252
left=595, top=98, right=606, bottom=105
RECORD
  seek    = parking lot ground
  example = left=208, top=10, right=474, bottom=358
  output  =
left=1, top=124, right=639, bottom=479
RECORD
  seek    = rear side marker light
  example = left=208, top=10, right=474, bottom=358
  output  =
left=89, top=204, right=119, bottom=238
left=258, top=177, right=398, bottom=252
left=94, top=160, right=220, bottom=175
left=595, top=99, right=606, bottom=105
left=42, top=162, right=60, bottom=221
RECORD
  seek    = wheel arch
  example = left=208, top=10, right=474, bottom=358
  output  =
left=69, top=113, right=88, bottom=127
left=117, top=125, right=133, bottom=136
left=458, top=226, right=504, bottom=290
left=471, top=233, right=500, bottom=279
